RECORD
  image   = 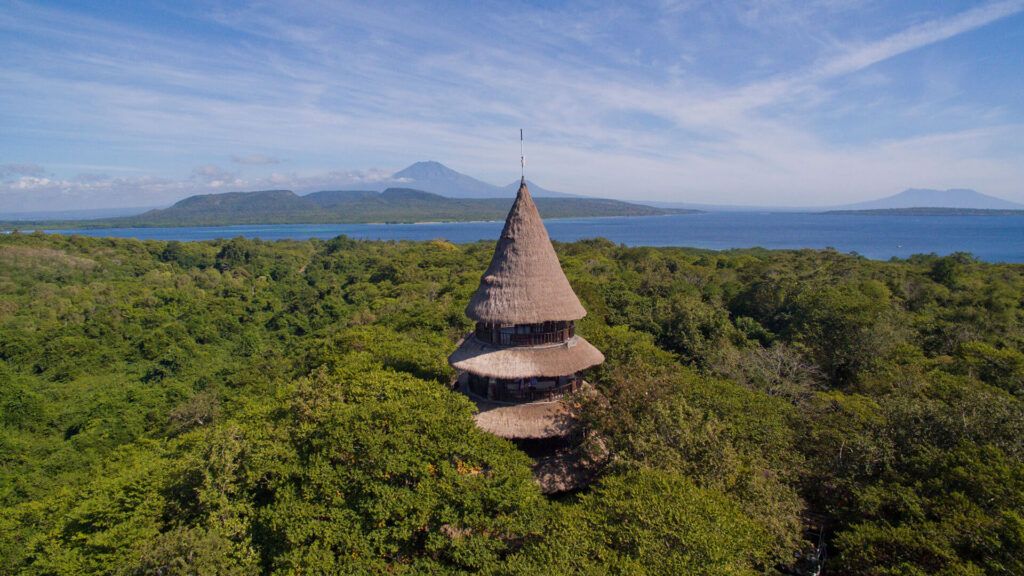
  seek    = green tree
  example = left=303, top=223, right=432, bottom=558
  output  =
left=505, top=469, right=773, bottom=575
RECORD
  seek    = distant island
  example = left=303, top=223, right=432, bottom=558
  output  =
left=832, top=188, right=1024, bottom=211
left=634, top=187, right=1024, bottom=213
left=1, top=187, right=689, bottom=229
left=6, top=178, right=1022, bottom=229
left=823, top=207, right=1024, bottom=216
left=820, top=188, right=1024, bottom=216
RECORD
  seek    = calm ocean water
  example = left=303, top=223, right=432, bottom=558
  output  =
left=44, top=212, right=1024, bottom=263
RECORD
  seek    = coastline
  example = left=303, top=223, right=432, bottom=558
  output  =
left=3, top=211, right=1020, bottom=263
left=0, top=211, right=689, bottom=232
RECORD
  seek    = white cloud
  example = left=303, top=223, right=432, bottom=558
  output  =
left=0, top=166, right=411, bottom=213
left=0, top=1, right=1022, bottom=208
left=188, top=165, right=242, bottom=189
left=817, top=1, right=1024, bottom=79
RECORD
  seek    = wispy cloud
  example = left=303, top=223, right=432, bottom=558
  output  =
left=0, top=164, right=411, bottom=213
left=231, top=154, right=282, bottom=166
left=0, top=163, right=46, bottom=178
left=817, top=0, right=1024, bottom=79
left=0, top=0, right=1022, bottom=211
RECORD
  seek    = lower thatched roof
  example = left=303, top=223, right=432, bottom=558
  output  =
left=471, top=396, right=574, bottom=439
left=448, top=335, right=604, bottom=380
left=454, top=377, right=580, bottom=439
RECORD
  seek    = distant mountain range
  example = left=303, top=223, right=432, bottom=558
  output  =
left=824, top=207, right=1024, bottom=216
left=5, top=158, right=1021, bottom=223
left=0, top=161, right=579, bottom=218
left=7, top=187, right=685, bottom=229
left=640, top=188, right=1024, bottom=212
left=831, top=188, right=1024, bottom=211
left=381, top=161, right=576, bottom=198
left=332, top=165, right=1019, bottom=210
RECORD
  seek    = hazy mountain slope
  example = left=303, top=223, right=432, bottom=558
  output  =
left=838, top=188, right=1023, bottom=210
left=166, top=189, right=313, bottom=212
left=369, top=161, right=575, bottom=198
left=500, top=179, right=576, bottom=198
left=128, top=188, right=317, bottom=224
left=304, top=190, right=378, bottom=207
left=823, top=207, right=1024, bottom=216
left=130, top=190, right=320, bottom=224
left=389, top=161, right=509, bottom=198
left=39, top=187, right=685, bottom=227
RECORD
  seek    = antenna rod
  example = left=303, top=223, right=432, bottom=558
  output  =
left=520, top=129, right=525, bottom=180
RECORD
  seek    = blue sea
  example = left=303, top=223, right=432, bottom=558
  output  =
left=42, top=212, right=1024, bottom=263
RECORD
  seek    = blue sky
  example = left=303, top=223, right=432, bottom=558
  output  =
left=1, top=0, right=1023, bottom=211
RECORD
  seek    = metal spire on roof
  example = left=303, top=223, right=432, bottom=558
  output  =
left=520, top=128, right=525, bottom=181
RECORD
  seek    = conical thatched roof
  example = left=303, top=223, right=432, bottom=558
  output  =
left=466, top=179, right=586, bottom=323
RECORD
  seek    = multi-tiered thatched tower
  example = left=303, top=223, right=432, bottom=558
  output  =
left=449, top=179, right=604, bottom=475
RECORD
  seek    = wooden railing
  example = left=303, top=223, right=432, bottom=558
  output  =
left=468, top=374, right=580, bottom=402
left=474, top=321, right=575, bottom=347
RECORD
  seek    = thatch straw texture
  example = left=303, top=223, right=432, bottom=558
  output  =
left=449, top=335, right=604, bottom=380
left=466, top=179, right=587, bottom=323
left=460, top=383, right=573, bottom=439
left=473, top=400, right=572, bottom=439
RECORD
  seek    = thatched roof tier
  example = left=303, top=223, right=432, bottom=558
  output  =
left=460, top=383, right=575, bottom=439
left=449, top=334, right=605, bottom=380
left=466, top=179, right=587, bottom=324
left=474, top=399, right=572, bottom=439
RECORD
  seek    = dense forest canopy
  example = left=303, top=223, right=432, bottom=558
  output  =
left=1, top=231, right=1022, bottom=575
